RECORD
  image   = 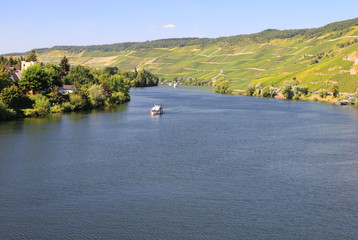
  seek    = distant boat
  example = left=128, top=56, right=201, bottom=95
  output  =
left=150, top=104, right=163, bottom=115
left=335, top=100, right=348, bottom=105
left=173, top=82, right=178, bottom=88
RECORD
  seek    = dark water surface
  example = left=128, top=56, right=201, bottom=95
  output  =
left=1, top=86, right=358, bottom=239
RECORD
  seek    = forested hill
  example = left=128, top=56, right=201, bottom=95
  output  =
left=6, top=17, right=358, bottom=92
left=11, top=17, right=358, bottom=54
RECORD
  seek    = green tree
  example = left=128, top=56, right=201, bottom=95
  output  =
left=281, top=80, right=300, bottom=99
left=0, top=71, right=12, bottom=92
left=0, top=86, right=32, bottom=109
left=103, top=66, right=118, bottom=75
left=330, top=84, right=339, bottom=97
left=261, top=86, right=270, bottom=97
left=100, top=82, right=112, bottom=97
left=44, top=63, right=63, bottom=88
left=59, top=56, right=70, bottom=72
left=88, top=85, right=106, bottom=107
left=106, top=75, right=130, bottom=94
left=19, top=65, right=50, bottom=91
left=269, top=86, right=277, bottom=98
left=26, top=49, right=37, bottom=62
left=254, top=82, right=264, bottom=96
left=246, top=84, right=255, bottom=96
left=132, top=69, right=158, bottom=87
left=90, top=68, right=103, bottom=83
left=64, top=65, right=96, bottom=85
left=32, top=94, right=51, bottom=114
left=0, top=100, right=16, bottom=120
left=47, top=86, right=63, bottom=104
left=214, top=77, right=232, bottom=94
left=318, top=88, right=327, bottom=98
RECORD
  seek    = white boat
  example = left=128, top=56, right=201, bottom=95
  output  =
left=150, top=104, right=163, bottom=115
left=173, top=82, right=178, bottom=88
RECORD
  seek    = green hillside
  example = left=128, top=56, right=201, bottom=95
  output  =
left=9, top=17, right=358, bottom=92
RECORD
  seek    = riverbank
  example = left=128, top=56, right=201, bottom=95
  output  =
left=232, top=89, right=357, bottom=107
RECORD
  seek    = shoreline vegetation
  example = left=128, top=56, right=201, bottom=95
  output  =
left=233, top=78, right=358, bottom=106
left=215, top=76, right=358, bottom=106
left=0, top=53, right=159, bottom=121
left=160, top=76, right=358, bottom=107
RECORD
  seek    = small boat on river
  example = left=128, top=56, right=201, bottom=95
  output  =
left=335, top=100, right=348, bottom=106
left=150, top=104, right=163, bottom=115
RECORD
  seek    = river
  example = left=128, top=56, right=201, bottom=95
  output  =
left=1, top=86, right=358, bottom=239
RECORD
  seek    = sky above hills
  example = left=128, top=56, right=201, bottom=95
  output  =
left=1, top=0, right=358, bottom=55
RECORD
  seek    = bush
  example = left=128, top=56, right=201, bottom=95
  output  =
left=47, top=87, right=64, bottom=104
left=255, top=82, right=264, bottom=96
left=281, top=80, right=296, bottom=99
left=281, top=80, right=307, bottom=99
left=50, top=105, right=61, bottom=113
left=214, top=77, right=232, bottom=94
left=61, top=102, right=74, bottom=112
left=64, top=65, right=96, bottom=85
left=88, top=84, right=106, bottom=107
left=0, top=86, right=33, bottom=109
left=330, top=84, right=339, bottom=98
left=105, top=91, right=129, bottom=106
left=23, top=109, right=37, bottom=117
left=23, top=108, right=49, bottom=117
left=261, top=86, right=276, bottom=98
left=0, top=100, right=16, bottom=120
left=33, top=94, right=51, bottom=113
left=245, top=84, right=255, bottom=96
left=318, top=88, right=327, bottom=98
left=70, top=94, right=86, bottom=110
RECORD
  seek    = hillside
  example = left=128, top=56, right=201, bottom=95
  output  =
left=7, top=17, right=358, bottom=92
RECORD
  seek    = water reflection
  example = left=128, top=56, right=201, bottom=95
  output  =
left=23, top=113, right=62, bottom=126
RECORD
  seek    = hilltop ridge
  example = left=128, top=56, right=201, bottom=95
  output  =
left=5, top=17, right=358, bottom=92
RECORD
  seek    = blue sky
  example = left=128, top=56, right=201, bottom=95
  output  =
left=1, top=0, right=357, bottom=54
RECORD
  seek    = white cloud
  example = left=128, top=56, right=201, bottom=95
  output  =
left=164, top=24, right=176, bottom=28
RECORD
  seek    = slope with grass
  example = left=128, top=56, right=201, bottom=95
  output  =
left=6, top=17, right=358, bottom=92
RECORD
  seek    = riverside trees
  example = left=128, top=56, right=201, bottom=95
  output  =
left=281, top=80, right=308, bottom=99
left=1, top=55, right=160, bottom=120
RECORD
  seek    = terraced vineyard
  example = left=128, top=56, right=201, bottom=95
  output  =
left=14, top=18, right=358, bottom=92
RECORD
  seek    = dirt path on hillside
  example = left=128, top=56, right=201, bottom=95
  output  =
left=212, top=69, right=224, bottom=81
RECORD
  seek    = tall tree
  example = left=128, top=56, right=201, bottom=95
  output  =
left=19, top=65, right=50, bottom=91
left=0, top=86, right=32, bottom=109
left=64, top=65, right=96, bottom=85
left=0, top=71, right=12, bottom=92
left=59, top=56, right=70, bottom=72
left=44, top=63, right=63, bottom=88
left=26, top=49, right=37, bottom=62
left=103, top=66, right=118, bottom=75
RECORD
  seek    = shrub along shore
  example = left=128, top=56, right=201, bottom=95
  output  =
left=231, top=79, right=358, bottom=106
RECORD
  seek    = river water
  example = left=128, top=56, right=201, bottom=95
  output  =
left=1, top=86, right=358, bottom=239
